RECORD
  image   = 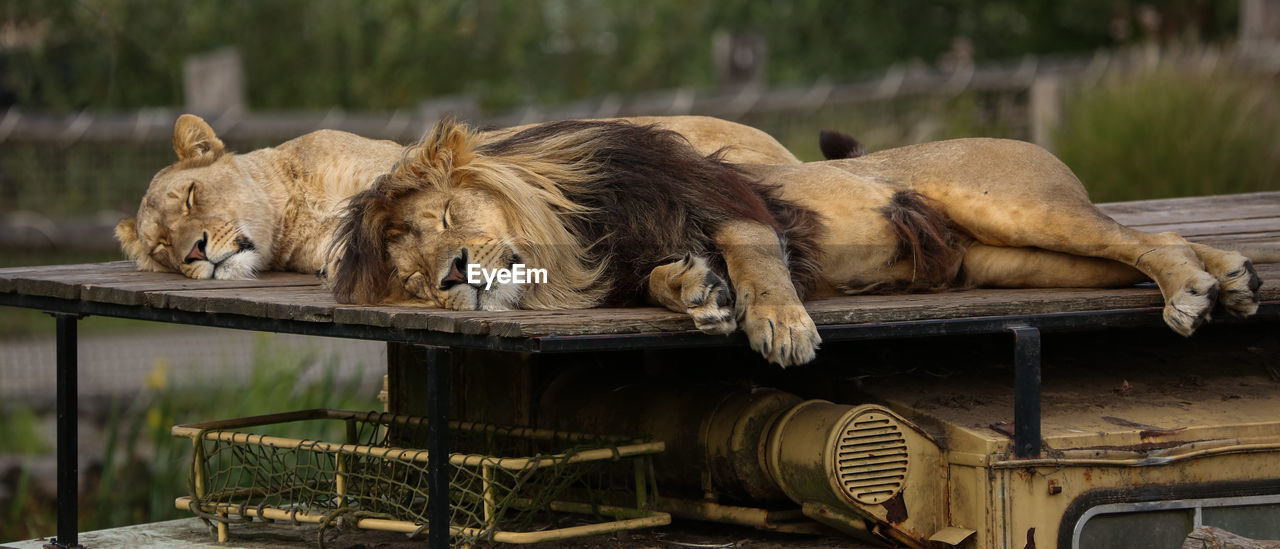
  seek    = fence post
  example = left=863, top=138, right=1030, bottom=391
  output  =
left=1030, top=75, right=1062, bottom=151
left=184, top=48, right=247, bottom=116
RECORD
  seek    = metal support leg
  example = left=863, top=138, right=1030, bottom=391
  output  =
left=49, top=313, right=82, bottom=549
left=424, top=346, right=453, bottom=549
left=1009, top=326, right=1042, bottom=459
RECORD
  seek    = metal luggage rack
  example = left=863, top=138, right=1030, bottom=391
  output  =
left=172, top=409, right=669, bottom=546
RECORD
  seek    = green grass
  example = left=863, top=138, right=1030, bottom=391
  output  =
left=0, top=336, right=382, bottom=542
left=1055, top=66, right=1280, bottom=202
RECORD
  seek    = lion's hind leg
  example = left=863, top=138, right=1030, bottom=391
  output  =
left=647, top=254, right=737, bottom=335
left=961, top=244, right=1149, bottom=288
left=1188, top=243, right=1262, bottom=318
left=935, top=191, right=1220, bottom=335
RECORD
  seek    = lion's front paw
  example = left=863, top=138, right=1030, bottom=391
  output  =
left=1163, top=272, right=1219, bottom=336
left=742, top=304, right=821, bottom=367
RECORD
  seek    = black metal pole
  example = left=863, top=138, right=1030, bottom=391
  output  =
left=51, top=313, right=81, bottom=549
left=1009, top=326, right=1042, bottom=458
left=424, top=346, right=452, bottom=548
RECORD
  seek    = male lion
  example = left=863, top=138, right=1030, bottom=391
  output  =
left=328, top=119, right=1265, bottom=367
left=114, top=114, right=808, bottom=279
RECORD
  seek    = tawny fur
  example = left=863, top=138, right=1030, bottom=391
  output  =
left=116, top=114, right=802, bottom=281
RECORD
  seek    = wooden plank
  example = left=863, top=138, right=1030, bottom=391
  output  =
left=150, top=288, right=270, bottom=317
left=487, top=308, right=692, bottom=337
left=1189, top=232, right=1280, bottom=246
left=1196, top=235, right=1280, bottom=247
left=144, top=284, right=335, bottom=321
left=1097, top=191, right=1280, bottom=217
left=1120, top=218, right=1280, bottom=239
left=144, top=286, right=336, bottom=321
left=83, top=271, right=320, bottom=306
left=805, top=287, right=1165, bottom=325
left=0, top=262, right=139, bottom=297
left=330, top=304, right=501, bottom=336
left=1107, top=205, right=1278, bottom=228
left=262, top=288, right=340, bottom=322
left=1253, top=262, right=1280, bottom=285
left=0, top=261, right=321, bottom=303
left=332, top=305, right=430, bottom=329
left=0, top=261, right=135, bottom=278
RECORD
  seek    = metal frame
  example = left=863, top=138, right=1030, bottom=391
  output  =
left=424, top=347, right=452, bottom=549
left=1009, top=326, right=1042, bottom=459
left=9, top=291, right=1276, bottom=353
left=1055, top=478, right=1280, bottom=548
left=50, top=313, right=83, bottom=549
left=8, top=288, right=1276, bottom=548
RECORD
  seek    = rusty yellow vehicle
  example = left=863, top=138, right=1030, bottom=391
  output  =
left=515, top=321, right=1280, bottom=549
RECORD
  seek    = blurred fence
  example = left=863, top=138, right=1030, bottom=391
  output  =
left=1, top=45, right=1275, bottom=254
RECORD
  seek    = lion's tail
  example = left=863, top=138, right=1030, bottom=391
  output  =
left=818, top=130, right=866, bottom=160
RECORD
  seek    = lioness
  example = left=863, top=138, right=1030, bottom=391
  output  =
left=115, top=114, right=806, bottom=279
left=328, top=120, right=1265, bottom=367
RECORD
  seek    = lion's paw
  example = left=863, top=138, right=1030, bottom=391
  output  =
left=742, top=304, right=821, bottom=368
left=653, top=254, right=737, bottom=335
left=1212, top=255, right=1261, bottom=318
left=685, top=272, right=737, bottom=335
left=1163, top=271, right=1219, bottom=337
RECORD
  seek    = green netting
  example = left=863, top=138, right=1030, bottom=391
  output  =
left=176, top=410, right=663, bottom=546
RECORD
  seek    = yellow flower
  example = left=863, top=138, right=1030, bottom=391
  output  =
left=145, top=359, right=170, bottom=390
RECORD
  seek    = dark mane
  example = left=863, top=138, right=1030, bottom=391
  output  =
left=880, top=190, right=963, bottom=291
left=480, top=120, right=826, bottom=305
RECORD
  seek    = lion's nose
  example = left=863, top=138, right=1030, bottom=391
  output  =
left=439, top=248, right=469, bottom=290
left=184, top=233, right=208, bottom=263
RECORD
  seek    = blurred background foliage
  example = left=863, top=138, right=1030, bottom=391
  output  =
left=1, top=0, right=1241, bottom=111
left=1, top=0, right=1272, bottom=217
left=1055, top=65, right=1280, bottom=201
left=0, top=339, right=380, bottom=541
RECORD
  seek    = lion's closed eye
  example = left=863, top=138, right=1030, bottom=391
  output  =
left=183, top=182, right=197, bottom=215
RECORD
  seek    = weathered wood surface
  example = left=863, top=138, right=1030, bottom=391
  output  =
left=1, top=192, right=1277, bottom=339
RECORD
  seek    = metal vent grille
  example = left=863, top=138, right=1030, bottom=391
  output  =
left=835, top=410, right=909, bottom=505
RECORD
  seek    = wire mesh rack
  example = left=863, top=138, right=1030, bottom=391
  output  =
left=172, top=409, right=669, bottom=546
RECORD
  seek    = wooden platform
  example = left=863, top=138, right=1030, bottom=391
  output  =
left=1, top=191, right=1278, bottom=346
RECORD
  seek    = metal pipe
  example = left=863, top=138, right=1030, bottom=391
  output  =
left=173, top=496, right=670, bottom=544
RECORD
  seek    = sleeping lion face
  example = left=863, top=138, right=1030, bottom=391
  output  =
left=381, top=188, right=528, bottom=311
left=329, top=118, right=604, bottom=310
left=115, top=115, right=271, bottom=280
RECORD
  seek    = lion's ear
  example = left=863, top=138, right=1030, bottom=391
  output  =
left=172, top=114, right=226, bottom=162
left=403, top=119, right=478, bottom=177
